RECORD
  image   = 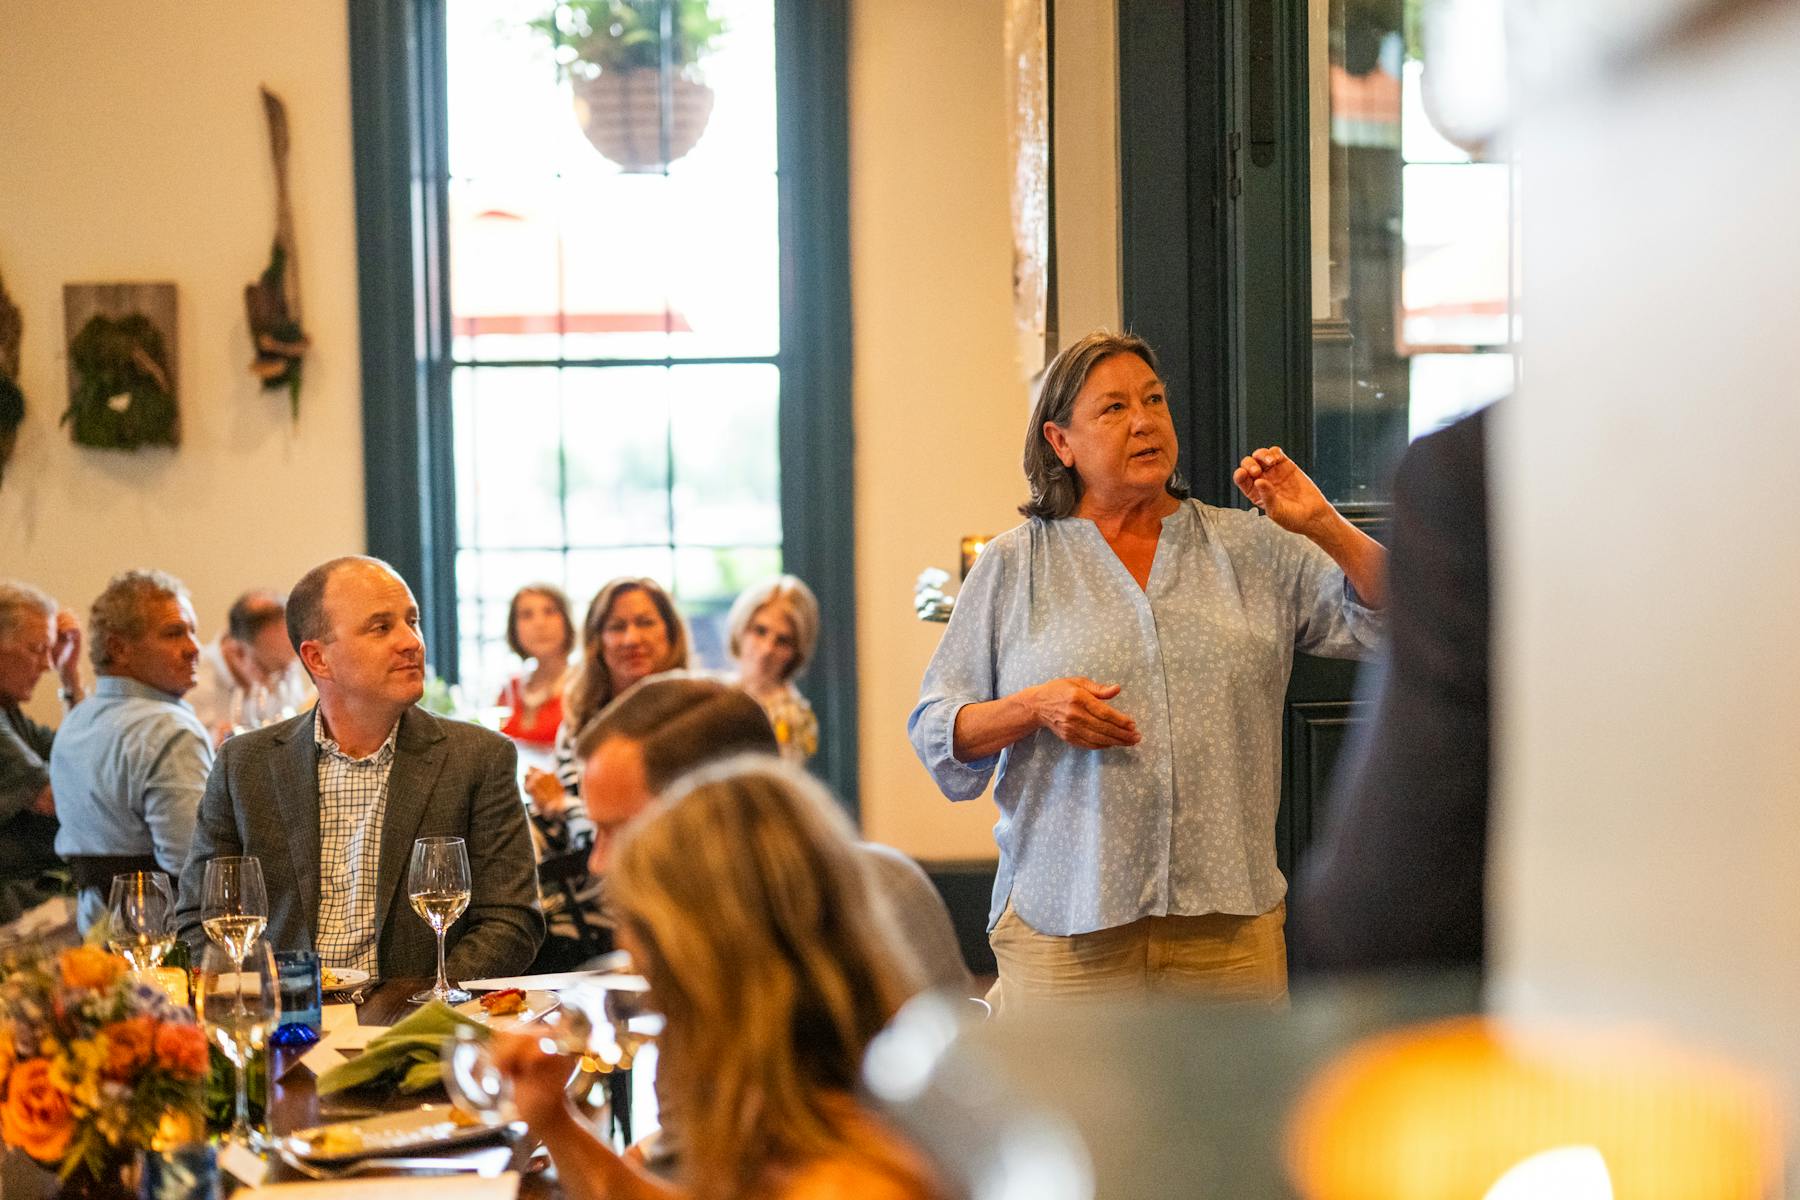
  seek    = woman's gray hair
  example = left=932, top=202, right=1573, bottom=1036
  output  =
left=0, top=581, right=56, bottom=641
left=1020, top=330, right=1190, bottom=519
left=88, top=569, right=189, bottom=671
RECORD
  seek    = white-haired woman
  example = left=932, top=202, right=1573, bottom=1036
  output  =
left=908, top=330, right=1386, bottom=1009
left=726, top=574, right=820, bottom=763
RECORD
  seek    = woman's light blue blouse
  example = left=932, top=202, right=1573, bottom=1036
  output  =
left=908, top=499, right=1383, bottom=937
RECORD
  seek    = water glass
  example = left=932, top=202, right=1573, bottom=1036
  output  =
left=270, top=949, right=322, bottom=1047
left=137, top=1142, right=220, bottom=1200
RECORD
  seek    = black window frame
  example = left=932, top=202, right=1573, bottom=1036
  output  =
left=347, top=0, right=860, bottom=813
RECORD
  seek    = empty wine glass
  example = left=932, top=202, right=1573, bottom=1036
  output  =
left=443, top=978, right=656, bottom=1126
left=409, top=836, right=471, bottom=1004
left=201, top=856, right=269, bottom=972
left=106, top=871, right=175, bottom=973
left=196, top=937, right=279, bottom=1149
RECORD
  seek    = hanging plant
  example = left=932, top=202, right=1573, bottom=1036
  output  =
left=244, top=86, right=310, bottom=418
left=61, top=312, right=178, bottom=450
left=529, top=0, right=727, bottom=172
left=0, top=268, right=22, bottom=485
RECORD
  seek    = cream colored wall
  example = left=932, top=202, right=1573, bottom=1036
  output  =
left=0, top=0, right=1028, bottom=864
left=0, top=3, right=365, bottom=726
left=850, top=0, right=1024, bottom=860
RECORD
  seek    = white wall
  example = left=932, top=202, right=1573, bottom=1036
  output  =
left=0, top=0, right=1025, bottom=863
left=0, top=2, right=366, bottom=726
left=849, top=0, right=1026, bottom=860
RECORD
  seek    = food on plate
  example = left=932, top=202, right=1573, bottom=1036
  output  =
left=478, top=987, right=527, bottom=1015
left=304, top=1126, right=365, bottom=1156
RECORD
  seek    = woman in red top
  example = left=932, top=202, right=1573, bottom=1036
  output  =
left=497, top=583, right=574, bottom=749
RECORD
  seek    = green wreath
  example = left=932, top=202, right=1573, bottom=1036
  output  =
left=62, top=312, right=178, bottom=449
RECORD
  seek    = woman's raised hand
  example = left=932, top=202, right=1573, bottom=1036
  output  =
left=1233, top=446, right=1331, bottom=535
left=1029, top=678, right=1141, bottom=750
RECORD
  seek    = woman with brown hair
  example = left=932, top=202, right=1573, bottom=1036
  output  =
left=496, top=583, right=575, bottom=750
left=524, top=577, right=688, bottom=834
left=498, top=757, right=940, bottom=1200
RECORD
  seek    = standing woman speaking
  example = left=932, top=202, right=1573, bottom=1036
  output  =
left=908, top=331, right=1386, bottom=1009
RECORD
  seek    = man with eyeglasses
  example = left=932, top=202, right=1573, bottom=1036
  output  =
left=0, top=580, right=84, bottom=921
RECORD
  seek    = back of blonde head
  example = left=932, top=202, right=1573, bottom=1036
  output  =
left=608, top=757, right=927, bottom=1200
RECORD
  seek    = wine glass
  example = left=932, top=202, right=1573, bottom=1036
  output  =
left=201, top=856, right=269, bottom=971
left=443, top=978, right=656, bottom=1127
left=409, top=836, right=472, bottom=1003
left=106, top=871, right=175, bottom=973
left=196, top=937, right=279, bottom=1149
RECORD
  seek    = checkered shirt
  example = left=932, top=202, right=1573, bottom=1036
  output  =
left=313, top=711, right=399, bottom=973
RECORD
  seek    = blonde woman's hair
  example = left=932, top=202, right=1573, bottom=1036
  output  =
left=562, top=577, right=689, bottom=734
left=725, top=574, right=821, bottom=681
left=608, top=757, right=929, bottom=1200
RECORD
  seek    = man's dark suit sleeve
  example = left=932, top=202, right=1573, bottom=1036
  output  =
left=1292, top=406, right=1492, bottom=972
left=174, top=738, right=246, bottom=955
left=445, top=735, right=544, bottom=978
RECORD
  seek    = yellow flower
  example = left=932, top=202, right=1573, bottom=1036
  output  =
left=58, top=946, right=126, bottom=991
left=0, top=1024, right=15, bottom=1094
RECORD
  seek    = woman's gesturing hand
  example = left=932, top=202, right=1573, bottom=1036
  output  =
left=1233, top=446, right=1331, bottom=535
left=1029, top=678, right=1141, bottom=749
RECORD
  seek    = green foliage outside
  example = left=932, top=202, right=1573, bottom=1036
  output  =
left=530, top=0, right=727, bottom=78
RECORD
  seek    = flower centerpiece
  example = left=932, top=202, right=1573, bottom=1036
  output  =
left=0, top=946, right=209, bottom=1197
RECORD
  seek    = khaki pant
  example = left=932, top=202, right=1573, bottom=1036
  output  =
left=988, top=899, right=1288, bottom=1013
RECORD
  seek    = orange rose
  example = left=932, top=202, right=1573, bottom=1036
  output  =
left=1, top=1058, right=74, bottom=1164
left=99, top=1016, right=156, bottom=1081
left=151, top=1022, right=209, bottom=1080
left=58, top=946, right=126, bottom=991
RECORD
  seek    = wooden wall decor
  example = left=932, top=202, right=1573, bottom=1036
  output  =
left=61, top=282, right=179, bottom=450
left=246, top=86, right=310, bottom=418
left=0, top=267, right=23, bottom=483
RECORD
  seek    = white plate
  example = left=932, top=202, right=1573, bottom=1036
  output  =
left=455, top=989, right=560, bottom=1031
left=320, top=966, right=371, bottom=994
left=284, top=1104, right=514, bottom=1164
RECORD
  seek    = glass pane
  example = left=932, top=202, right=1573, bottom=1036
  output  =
left=676, top=545, right=783, bottom=670
left=446, top=0, right=574, bottom=182
left=1409, top=352, right=1513, bottom=439
left=1402, top=164, right=1511, bottom=348
left=556, top=168, right=675, bottom=362
left=1308, top=0, right=1517, bottom=504
left=457, top=548, right=568, bottom=699
left=451, top=178, right=565, bottom=363
left=453, top=368, right=565, bottom=550
left=565, top=548, right=676, bottom=626
left=668, top=365, right=781, bottom=546
left=562, top=367, right=673, bottom=547
left=664, top=172, right=780, bottom=358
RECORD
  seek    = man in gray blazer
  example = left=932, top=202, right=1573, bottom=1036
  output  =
left=175, top=556, right=542, bottom=980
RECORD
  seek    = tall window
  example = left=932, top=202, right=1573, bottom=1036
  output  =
left=445, top=0, right=781, bottom=696
left=1308, top=0, right=1518, bottom=505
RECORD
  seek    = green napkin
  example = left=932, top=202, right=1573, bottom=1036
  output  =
left=317, top=1000, right=489, bottom=1095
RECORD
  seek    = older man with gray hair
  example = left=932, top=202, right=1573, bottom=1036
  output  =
left=0, top=580, right=85, bottom=920
left=50, top=570, right=211, bottom=931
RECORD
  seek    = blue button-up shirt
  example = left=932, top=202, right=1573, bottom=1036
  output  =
left=50, top=676, right=214, bottom=929
left=908, top=500, right=1383, bottom=937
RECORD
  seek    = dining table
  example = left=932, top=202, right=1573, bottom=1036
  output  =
left=265, top=977, right=623, bottom=1196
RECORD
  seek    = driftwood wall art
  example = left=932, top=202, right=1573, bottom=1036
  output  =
left=61, top=282, right=179, bottom=451
left=245, top=85, right=310, bottom=418
left=0, top=267, right=23, bottom=484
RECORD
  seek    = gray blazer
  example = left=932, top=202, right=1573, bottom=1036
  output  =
left=175, top=706, right=543, bottom=979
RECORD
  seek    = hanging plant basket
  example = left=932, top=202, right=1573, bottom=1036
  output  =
left=571, top=69, right=715, bottom=172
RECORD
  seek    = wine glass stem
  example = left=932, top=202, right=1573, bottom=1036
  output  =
left=233, top=1059, right=250, bottom=1144
left=435, top=926, right=450, bottom=998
